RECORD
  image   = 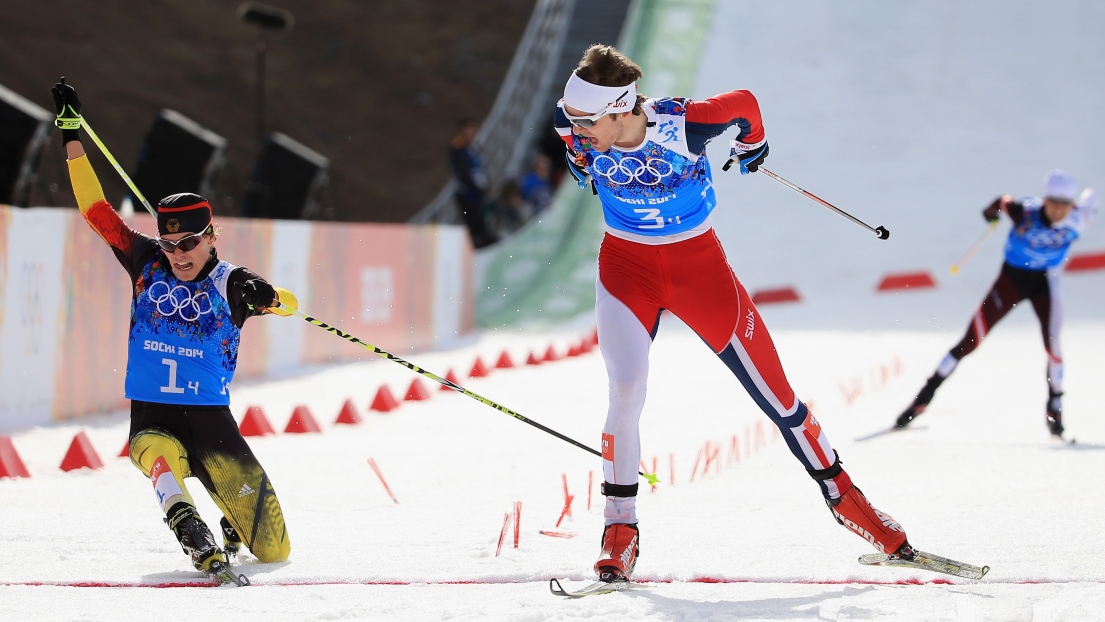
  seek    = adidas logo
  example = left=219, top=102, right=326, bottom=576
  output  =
left=237, top=484, right=256, bottom=498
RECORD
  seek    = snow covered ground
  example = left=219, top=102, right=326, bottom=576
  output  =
left=3, top=315, right=1105, bottom=621
left=4, top=0, right=1105, bottom=620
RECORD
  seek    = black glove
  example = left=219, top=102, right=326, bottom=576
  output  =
left=723, top=139, right=769, bottom=175
left=982, top=197, right=1003, bottom=223
left=241, top=279, right=276, bottom=311
left=51, top=78, right=82, bottom=145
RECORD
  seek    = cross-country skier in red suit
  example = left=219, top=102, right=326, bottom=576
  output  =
left=554, top=44, right=912, bottom=583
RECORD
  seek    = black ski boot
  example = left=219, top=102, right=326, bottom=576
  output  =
left=219, top=516, right=244, bottom=560
left=167, top=504, right=226, bottom=572
left=1046, top=390, right=1064, bottom=438
left=895, top=373, right=945, bottom=428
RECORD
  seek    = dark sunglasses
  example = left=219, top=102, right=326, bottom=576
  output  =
left=158, top=225, right=213, bottom=253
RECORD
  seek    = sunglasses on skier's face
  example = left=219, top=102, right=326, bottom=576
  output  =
left=563, top=89, right=631, bottom=129
left=564, top=108, right=610, bottom=129
left=158, top=225, right=213, bottom=253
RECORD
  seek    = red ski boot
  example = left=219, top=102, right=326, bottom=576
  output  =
left=594, top=523, right=639, bottom=582
left=828, top=483, right=909, bottom=556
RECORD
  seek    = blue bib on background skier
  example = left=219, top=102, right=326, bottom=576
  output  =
left=1003, top=197, right=1087, bottom=270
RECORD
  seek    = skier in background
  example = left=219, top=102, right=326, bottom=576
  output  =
left=895, top=170, right=1096, bottom=438
left=555, top=44, right=915, bottom=583
left=52, top=80, right=294, bottom=581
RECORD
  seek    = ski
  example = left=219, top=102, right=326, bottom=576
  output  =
left=858, top=549, right=989, bottom=580
left=207, top=560, right=250, bottom=586
left=549, top=577, right=641, bottom=598
left=854, top=425, right=924, bottom=442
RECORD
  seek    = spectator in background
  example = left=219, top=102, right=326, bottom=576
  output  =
left=520, top=154, right=554, bottom=215
left=491, top=178, right=532, bottom=233
left=448, top=118, right=498, bottom=248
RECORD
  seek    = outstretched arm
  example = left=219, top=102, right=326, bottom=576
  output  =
left=54, top=79, right=140, bottom=254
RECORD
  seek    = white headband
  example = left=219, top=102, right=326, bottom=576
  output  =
left=562, top=72, right=637, bottom=115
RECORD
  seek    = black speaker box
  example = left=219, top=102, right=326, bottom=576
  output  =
left=242, top=132, right=329, bottom=220
left=130, top=109, right=227, bottom=209
left=0, top=83, right=53, bottom=207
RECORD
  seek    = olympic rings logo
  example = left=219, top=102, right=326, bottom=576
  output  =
left=591, top=155, right=673, bottom=186
left=146, top=280, right=213, bottom=321
left=1023, top=228, right=1073, bottom=249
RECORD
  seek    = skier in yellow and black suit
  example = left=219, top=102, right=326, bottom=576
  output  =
left=52, top=80, right=293, bottom=579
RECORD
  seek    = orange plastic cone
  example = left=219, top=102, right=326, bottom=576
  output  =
left=567, top=343, right=582, bottom=357
left=60, top=431, right=104, bottom=472
left=440, top=369, right=461, bottom=392
left=239, top=405, right=276, bottom=437
left=285, top=405, right=322, bottom=433
left=370, top=385, right=400, bottom=413
left=335, top=399, right=363, bottom=425
left=525, top=351, right=542, bottom=366
left=0, top=436, right=30, bottom=479
left=404, top=378, right=431, bottom=401
left=543, top=345, right=561, bottom=362
left=495, top=351, right=514, bottom=369
left=119, top=440, right=130, bottom=458
left=469, top=357, right=490, bottom=377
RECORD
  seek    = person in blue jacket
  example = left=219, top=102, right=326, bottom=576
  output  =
left=896, top=170, right=1096, bottom=438
left=53, top=79, right=294, bottom=579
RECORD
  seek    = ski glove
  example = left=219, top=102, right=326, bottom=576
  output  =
left=565, top=149, right=589, bottom=189
left=50, top=78, right=83, bottom=144
left=268, top=287, right=298, bottom=317
left=982, top=196, right=1010, bottom=223
left=241, top=279, right=277, bottom=311
left=723, top=139, right=769, bottom=175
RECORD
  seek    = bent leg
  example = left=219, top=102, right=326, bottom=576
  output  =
left=187, top=410, right=291, bottom=563
left=899, top=269, right=1025, bottom=426
left=672, top=256, right=909, bottom=553
left=130, top=428, right=196, bottom=515
left=131, top=429, right=226, bottom=570
left=949, top=269, right=1023, bottom=360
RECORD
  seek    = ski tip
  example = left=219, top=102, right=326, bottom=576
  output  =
left=979, top=565, right=991, bottom=579
left=549, top=578, right=565, bottom=595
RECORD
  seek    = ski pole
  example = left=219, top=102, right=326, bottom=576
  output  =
left=757, top=167, right=890, bottom=240
left=949, top=220, right=999, bottom=275
left=61, top=80, right=156, bottom=218
left=280, top=304, right=659, bottom=485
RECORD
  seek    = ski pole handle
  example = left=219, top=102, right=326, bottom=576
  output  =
left=758, top=168, right=890, bottom=240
